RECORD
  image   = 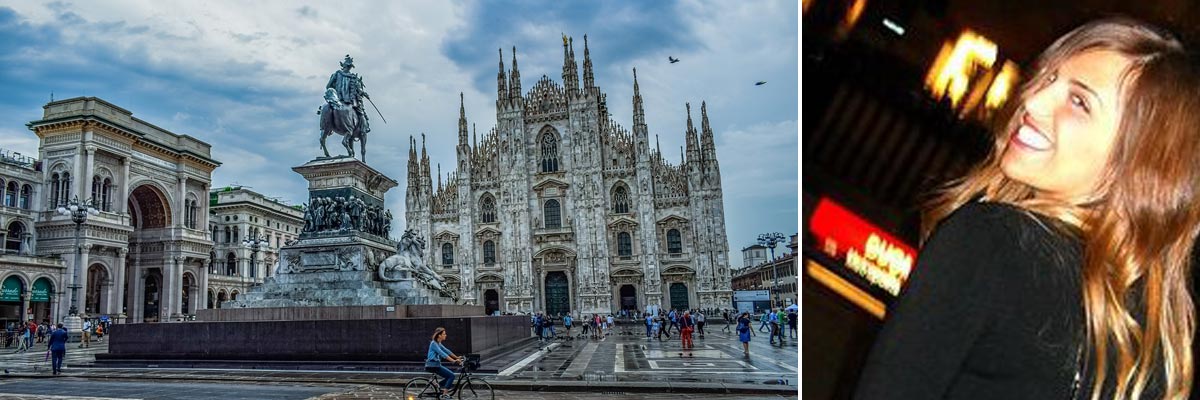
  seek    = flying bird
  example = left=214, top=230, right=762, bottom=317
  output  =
left=668, top=56, right=680, bottom=64
left=755, top=81, right=767, bottom=86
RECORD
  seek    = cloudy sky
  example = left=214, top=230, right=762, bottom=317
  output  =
left=0, top=1, right=798, bottom=268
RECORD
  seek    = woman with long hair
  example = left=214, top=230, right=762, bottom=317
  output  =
left=426, top=327, right=463, bottom=400
left=854, top=18, right=1198, bottom=400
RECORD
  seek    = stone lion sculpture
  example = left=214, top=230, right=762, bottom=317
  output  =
left=378, top=229, right=446, bottom=291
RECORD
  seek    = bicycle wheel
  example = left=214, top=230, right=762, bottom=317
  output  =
left=456, top=377, right=494, bottom=400
left=403, top=377, right=439, bottom=399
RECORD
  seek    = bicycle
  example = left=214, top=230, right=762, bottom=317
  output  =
left=403, top=354, right=494, bottom=400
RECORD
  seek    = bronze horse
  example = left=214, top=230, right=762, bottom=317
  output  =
left=319, top=88, right=366, bottom=160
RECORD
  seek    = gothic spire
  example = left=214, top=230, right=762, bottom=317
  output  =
left=473, top=123, right=478, bottom=149
left=562, top=35, right=578, bottom=93
left=632, top=68, right=645, bottom=129
left=458, top=92, right=468, bottom=146
left=582, top=35, right=595, bottom=93
left=408, top=136, right=418, bottom=183
left=510, top=46, right=522, bottom=100
left=700, top=101, right=716, bottom=162
left=656, top=134, right=661, bottom=153
left=437, top=163, right=442, bottom=191
left=497, top=48, right=508, bottom=103
left=420, top=133, right=430, bottom=181
left=685, top=103, right=699, bottom=166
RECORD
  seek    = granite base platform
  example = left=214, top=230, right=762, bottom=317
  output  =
left=196, top=304, right=484, bottom=322
left=97, top=315, right=529, bottom=363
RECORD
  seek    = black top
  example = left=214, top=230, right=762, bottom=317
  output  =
left=854, top=202, right=1084, bottom=400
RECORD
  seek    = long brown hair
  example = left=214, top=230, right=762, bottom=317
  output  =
left=923, top=18, right=1198, bottom=399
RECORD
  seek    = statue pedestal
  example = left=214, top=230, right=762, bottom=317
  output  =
left=227, top=157, right=454, bottom=310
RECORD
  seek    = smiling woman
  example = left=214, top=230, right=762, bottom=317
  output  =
left=855, top=18, right=1200, bottom=400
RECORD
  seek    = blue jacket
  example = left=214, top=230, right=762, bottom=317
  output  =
left=426, top=340, right=453, bottom=368
left=49, top=328, right=68, bottom=351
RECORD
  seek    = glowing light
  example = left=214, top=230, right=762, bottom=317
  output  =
left=803, top=0, right=814, bottom=14
left=807, top=260, right=886, bottom=319
left=845, top=0, right=866, bottom=28
left=985, top=61, right=1020, bottom=110
left=882, top=18, right=905, bottom=36
left=925, top=31, right=998, bottom=107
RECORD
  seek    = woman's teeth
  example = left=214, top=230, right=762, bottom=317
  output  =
left=1015, top=125, right=1051, bottom=150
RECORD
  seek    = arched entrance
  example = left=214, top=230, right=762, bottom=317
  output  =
left=31, top=278, right=54, bottom=322
left=216, top=290, right=227, bottom=309
left=0, top=275, right=25, bottom=326
left=128, top=185, right=171, bottom=229
left=128, top=184, right=172, bottom=323
left=619, top=285, right=638, bottom=311
left=669, top=282, right=689, bottom=311
left=142, top=270, right=161, bottom=322
left=85, top=263, right=109, bottom=315
left=544, top=271, right=570, bottom=317
left=207, top=289, right=215, bottom=310
left=484, top=289, right=500, bottom=316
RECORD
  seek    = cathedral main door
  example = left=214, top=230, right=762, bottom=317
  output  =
left=669, top=282, right=689, bottom=311
left=544, top=272, right=570, bottom=316
left=484, top=289, right=499, bottom=316
left=619, top=285, right=637, bottom=311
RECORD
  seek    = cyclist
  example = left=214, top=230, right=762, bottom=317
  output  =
left=426, top=327, right=463, bottom=400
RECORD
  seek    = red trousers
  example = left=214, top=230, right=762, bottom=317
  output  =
left=681, top=327, right=694, bottom=348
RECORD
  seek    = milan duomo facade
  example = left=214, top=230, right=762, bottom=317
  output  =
left=405, top=36, right=733, bottom=316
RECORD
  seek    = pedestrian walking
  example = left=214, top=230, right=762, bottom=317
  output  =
left=679, top=311, right=695, bottom=349
left=79, top=319, right=91, bottom=348
left=774, top=308, right=788, bottom=345
left=737, top=312, right=752, bottom=355
left=667, top=309, right=679, bottom=335
left=651, top=317, right=663, bottom=341
left=14, top=323, right=28, bottom=353
left=695, top=311, right=706, bottom=338
left=563, top=314, right=573, bottom=338
left=787, top=309, right=798, bottom=339
left=606, top=315, right=614, bottom=336
left=645, top=313, right=654, bottom=338
left=768, top=308, right=782, bottom=345
left=48, top=323, right=67, bottom=375
left=758, top=311, right=770, bottom=333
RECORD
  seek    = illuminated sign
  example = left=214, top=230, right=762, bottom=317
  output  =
left=924, top=30, right=1020, bottom=120
left=808, top=198, right=917, bottom=296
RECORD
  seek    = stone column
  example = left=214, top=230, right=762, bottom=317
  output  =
left=20, top=290, right=30, bottom=321
left=166, top=256, right=182, bottom=321
left=198, top=260, right=210, bottom=310
left=83, top=146, right=96, bottom=201
left=126, top=253, right=141, bottom=323
left=76, top=244, right=92, bottom=316
left=72, top=142, right=84, bottom=200
left=112, top=248, right=127, bottom=318
left=176, top=176, right=187, bottom=228
left=121, top=157, right=131, bottom=214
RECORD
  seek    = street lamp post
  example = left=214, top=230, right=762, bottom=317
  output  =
left=242, top=234, right=267, bottom=293
left=757, top=232, right=786, bottom=308
left=58, top=196, right=98, bottom=340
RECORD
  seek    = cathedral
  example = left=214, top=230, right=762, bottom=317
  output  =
left=405, top=36, right=733, bottom=316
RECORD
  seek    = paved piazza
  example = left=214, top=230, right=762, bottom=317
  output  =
left=0, top=321, right=798, bottom=398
